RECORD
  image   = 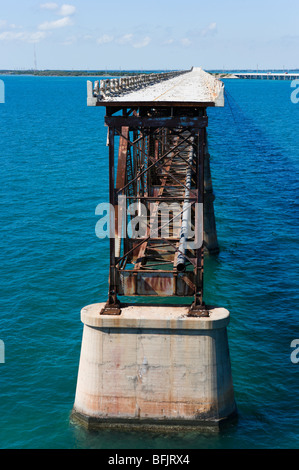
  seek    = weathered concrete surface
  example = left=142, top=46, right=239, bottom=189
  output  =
left=88, top=67, right=224, bottom=107
left=72, top=303, right=237, bottom=430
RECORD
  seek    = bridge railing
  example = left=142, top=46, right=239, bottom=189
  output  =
left=87, top=70, right=189, bottom=103
left=197, top=68, right=225, bottom=106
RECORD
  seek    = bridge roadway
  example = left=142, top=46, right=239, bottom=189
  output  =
left=87, top=67, right=224, bottom=107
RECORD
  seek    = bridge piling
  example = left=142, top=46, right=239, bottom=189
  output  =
left=72, top=304, right=236, bottom=430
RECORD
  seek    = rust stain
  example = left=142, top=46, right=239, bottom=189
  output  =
left=81, top=393, right=220, bottom=419
left=119, top=271, right=195, bottom=296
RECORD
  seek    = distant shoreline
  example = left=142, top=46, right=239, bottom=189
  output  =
left=0, top=70, right=298, bottom=78
left=0, top=70, right=140, bottom=77
left=0, top=70, right=238, bottom=79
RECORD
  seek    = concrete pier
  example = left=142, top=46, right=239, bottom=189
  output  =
left=72, top=303, right=237, bottom=430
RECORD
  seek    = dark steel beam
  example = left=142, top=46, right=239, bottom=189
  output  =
left=105, top=115, right=208, bottom=129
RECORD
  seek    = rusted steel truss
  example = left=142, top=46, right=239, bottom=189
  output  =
left=102, top=106, right=209, bottom=316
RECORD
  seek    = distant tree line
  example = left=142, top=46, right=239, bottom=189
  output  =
left=0, top=70, right=158, bottom=77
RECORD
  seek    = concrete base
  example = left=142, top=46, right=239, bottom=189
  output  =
left=72, top=303, right=237, bottom=430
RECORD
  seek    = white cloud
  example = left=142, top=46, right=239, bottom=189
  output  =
left=0, top=21, right=20, bottom=30
left=0, top=30, right=46, bottom=43
left=163, top=38, right=174, bottom=45
left=40, top=3, right=76, bottom=16
left=0, top=31, right=23, bottom=40
left=40, top=2, right=58, bottom=10
left=38, top=16, right=72, bottom=30
left=62, top=34, right=76, bottom=45
left=97, top=34, right=114, bottom=45
left=133, top=36, right=151, bottom=48
left=117, top=33, right=133, bottom=45
left=58, top=5, right=76, bottom=16
left=181, top=37, right=191, bottom=47
left=96, top=33, right=151, bottom=48
left=200, top=22, right=217, bottom=37
left=28, top=31, right=47, bottom=43
left=89, top=32, right=153, bottom=49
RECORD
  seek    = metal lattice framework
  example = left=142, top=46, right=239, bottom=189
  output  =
left=102, top=105, right=208, bottom=316
left=87, top=67, right=225, bottom=315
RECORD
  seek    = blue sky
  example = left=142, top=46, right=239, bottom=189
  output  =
left=0, top=0, right=298, bottom=70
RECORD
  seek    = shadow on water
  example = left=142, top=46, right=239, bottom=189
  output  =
left=221, top=85, right=298, bottom=173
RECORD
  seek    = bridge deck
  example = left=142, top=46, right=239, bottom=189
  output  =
left=87, top=67, right=224, bottom=108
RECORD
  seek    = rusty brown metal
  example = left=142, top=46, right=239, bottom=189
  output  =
left=102, top=105, right=207, bottom=314
left=117, top=270, right=195, bottom=297
left=115, top=130, right=193, bottom=195
left=115, top=126, right=129, bottom=259
left=134, top=140, right=176, bottom=270
left=102, top=125, right=121, bottom=315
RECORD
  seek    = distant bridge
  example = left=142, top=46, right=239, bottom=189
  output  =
left=233, top=72, right=299, bottom=80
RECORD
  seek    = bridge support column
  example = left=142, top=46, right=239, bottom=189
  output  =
left=71, top=303, right=237, bottom=430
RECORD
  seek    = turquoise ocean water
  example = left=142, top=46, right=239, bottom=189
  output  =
left=0, top=75, right=298, bottom=449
